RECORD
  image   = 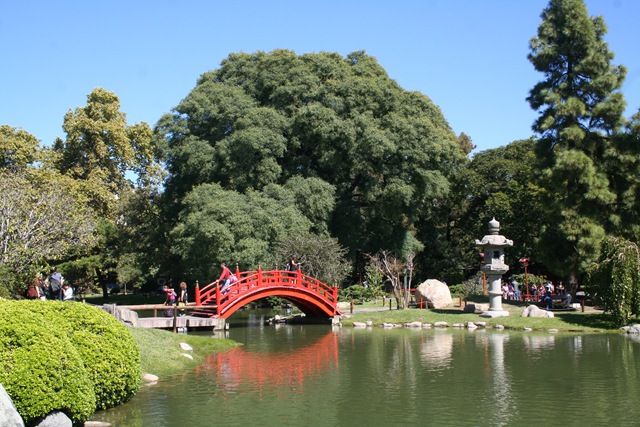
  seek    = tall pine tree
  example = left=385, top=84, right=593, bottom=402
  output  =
left=527, top=0, right=627, bottom=281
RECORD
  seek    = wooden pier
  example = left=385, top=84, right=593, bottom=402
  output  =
left=102, top=303, right=226, bottom=331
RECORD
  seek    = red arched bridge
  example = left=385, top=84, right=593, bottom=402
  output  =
left=194, top=267, right=340, bottom=320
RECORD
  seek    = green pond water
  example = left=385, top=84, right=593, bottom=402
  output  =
left=95, top=311, right=640, bottom=427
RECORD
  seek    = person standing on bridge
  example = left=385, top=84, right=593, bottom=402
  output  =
left=286, top=257, right=300, bottom=272
left=218, top=262, right=237, bottom=294
left=286, top=257, right=300, bottom=284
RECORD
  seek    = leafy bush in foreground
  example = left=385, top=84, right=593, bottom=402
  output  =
left=28, top=301, right=141, bottom=409
left=0, top=302, right=96, bottom=424
left=0, top=300, right=141, bottom=424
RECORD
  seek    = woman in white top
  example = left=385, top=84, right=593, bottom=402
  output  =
left=61, top=283, right=74, bottom=301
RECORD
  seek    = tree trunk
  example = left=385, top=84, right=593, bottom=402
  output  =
left=97, top=268, right=109, bottom=299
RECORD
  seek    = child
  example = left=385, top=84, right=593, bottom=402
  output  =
left=163, top=284, right=177, bottom=317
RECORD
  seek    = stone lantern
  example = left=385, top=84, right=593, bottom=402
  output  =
left=475, top=218, right=513, bottom=318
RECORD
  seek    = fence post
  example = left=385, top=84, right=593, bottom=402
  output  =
left=297, top=268, right=303, bottom=288
left=257, top=265, right=262, bottom=286
left=216, top=281, right=221, bottom=313
left=172, top=303, right=177, bottom=333
left=195, top=280, right=201, bottom=306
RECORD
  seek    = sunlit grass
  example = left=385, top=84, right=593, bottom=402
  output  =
left=129, top=328, right=238, bottom=378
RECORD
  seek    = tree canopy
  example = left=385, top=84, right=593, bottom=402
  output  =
left=528, top=0, right=628, bottom=279
left=54, top=88, right=161, bottom=218
left=158, top=50, right=466, bottom=277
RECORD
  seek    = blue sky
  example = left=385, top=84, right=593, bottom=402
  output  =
left=1, top=0, right=639, bottom=153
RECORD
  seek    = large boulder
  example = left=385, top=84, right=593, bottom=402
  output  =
left=0, top=383, right=24, bottom=427
left=416, top=279, right=452, bottom=309
left=521, top=305, right=554, bottom=318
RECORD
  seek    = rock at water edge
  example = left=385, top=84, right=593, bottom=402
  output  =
left=521, top=305, right=554, bottom=318
left=35, top=412, right=72, bottom=427
left=142, top=373, right=159, bottom=383
left=0, top=383, right=24, bottom=427
left=404, top=322, right=422, bottom=328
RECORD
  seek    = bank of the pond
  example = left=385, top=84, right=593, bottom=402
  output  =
left=129, top=328, right=239, bottom=378
left=342, top=301, right=622, bottom=333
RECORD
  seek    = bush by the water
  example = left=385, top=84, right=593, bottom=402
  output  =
left=0, top=300, right=141, bottom=424
left=26, top=301, right=141, bottom=409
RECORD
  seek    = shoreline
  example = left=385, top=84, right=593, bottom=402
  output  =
left=339, top=299, right=625, bottom=334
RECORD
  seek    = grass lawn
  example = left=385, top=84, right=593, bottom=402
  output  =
left=129, top=327, right=238, bottom=378
left=343, top=296, right=624, bottom=333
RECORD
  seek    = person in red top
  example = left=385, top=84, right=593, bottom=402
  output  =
left=218, top=262, right=237, bottom=293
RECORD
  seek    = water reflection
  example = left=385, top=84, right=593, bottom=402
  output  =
left=487, top=333, right=514, bottom=426
left=522, top=333, right=557, bottom=353
left=197, top=331, right=338, bottom=393
left=420, top=331, right=453, bottom=370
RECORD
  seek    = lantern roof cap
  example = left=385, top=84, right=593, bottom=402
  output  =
left=488, top=217, right=500, bottom=235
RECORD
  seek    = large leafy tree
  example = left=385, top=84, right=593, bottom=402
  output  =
left=0, top=126, right=97, bottom=296
left=53, top=88, right=163, bottom=296
left=0, top=171, right=95, bottom=296
left=169, top=183, right=313, bottom=281
left=0, top=125, right=39, bottom=171
left=527, top=0, right=627, bottom=279
left=159, top=50, right=465, bottom=276
left=609, top=110, right=640, bottom=242
left=54, top=88, right=161, bottom=218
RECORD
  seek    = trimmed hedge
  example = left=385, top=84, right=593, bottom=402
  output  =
left=27, top=301, right=141, bottom=409
left=0, top=302, right=95, bottom=424
left=0, top=300, right=141, bottom=424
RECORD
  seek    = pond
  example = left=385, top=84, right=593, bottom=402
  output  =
left=95, top=311, right=640, bottom=426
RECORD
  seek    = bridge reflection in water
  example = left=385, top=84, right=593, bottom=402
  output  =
left=197, top=331, right=339, bottom=392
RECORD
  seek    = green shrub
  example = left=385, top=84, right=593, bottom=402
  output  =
left=339, top=283, right=384, bottom=303
left=0, top=300, right=142, bottom=424
left=24, top=301, right=141, bottom=410
left=448, top=284, right=466, bottom=297
left=0, top=302, right=96, bottom=424
left=450, top=272, right=482, bottom=298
